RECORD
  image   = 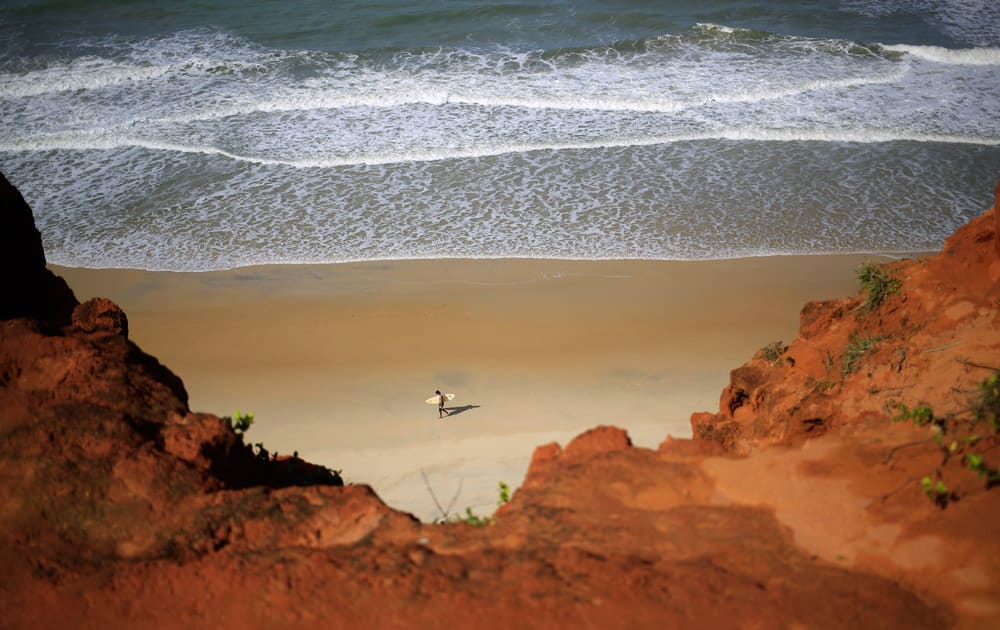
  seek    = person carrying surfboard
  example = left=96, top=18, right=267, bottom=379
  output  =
left=435, top=390, right=449, bottom=418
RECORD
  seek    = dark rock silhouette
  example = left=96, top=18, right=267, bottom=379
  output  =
left=0, top=171, right=78, bottom=326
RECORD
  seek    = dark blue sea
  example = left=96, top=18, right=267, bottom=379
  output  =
left=1, top=0, right=998, bottom=270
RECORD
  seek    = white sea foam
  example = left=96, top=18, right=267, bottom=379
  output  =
left=133, top=66, right=908, bottom=125
left=3, top=23, right=998, bottom=271
left=881, top=43, right=1000, bottom=65
left=0, top=58, right=172, bottom=98
left=3, top=126, right=997, bottom=170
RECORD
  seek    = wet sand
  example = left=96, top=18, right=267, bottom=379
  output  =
left=55, top=255, right=887, bottom=520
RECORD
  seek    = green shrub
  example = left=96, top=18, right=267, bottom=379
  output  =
left=896, top=371, right=1000, bottom=507
left=841, top=335, right=882, bottom=376
left=965, top=453, right=1000, bottom=483
left=921, top=476, right=949, bottom=507
left=448, top=481, right=512, bottom=526
left=857, top=263, right=901, bottom=312
left=223, top=409, right=254, bottom=435
left=760, top=341, right=786, bottom=366
left=812, top=379, right=835, bottom=393
left=498, top=481, right=511, bottom=506
left=893, top=403, right=934, bottom=426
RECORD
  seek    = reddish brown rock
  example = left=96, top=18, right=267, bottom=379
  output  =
left=995, top=179, right=1000, bottom=259
left=73, top=297, right=129, bottom=337
left=661, top=427, right=726, bottom=456
left=3, top=175, right=1000, bottom=629
left=563, top=424, right=632, bottom=458
left=692, top=196, right=1000, bottom=456
left=521, top=441, right=563, bottom=489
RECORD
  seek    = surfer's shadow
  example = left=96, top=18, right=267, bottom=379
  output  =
left=444, top=405, right=480, bottom=418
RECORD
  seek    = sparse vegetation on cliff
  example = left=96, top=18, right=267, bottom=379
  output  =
left=4, top=171, right=999, bottom=628
left=425, top=477, right=512, bottom=526
left=223, top=409, right=254, bottom=435
left=219, top=409, right=343, bottom=485
left=894, top=370, right=1000, bottom=507
left=448, top=481, right=512, bottom=526
left=760, top=341, right=786, bottom=366
left=841, top=335, right=883, bottom=376
left=893, top=403, right=935, bottom=427
left=856, top=262, right=901, bottom=312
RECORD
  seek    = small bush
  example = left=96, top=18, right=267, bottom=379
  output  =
left=921, top=476, right=949, bottom=507
left=812, top=379, right=835, bottom=393
left=497, top=481, right=511, bottom=506
left=841, top=335, right=882, bottom=376
left=223, top=409, right=254, bottom=435
left=450, top=507, right=490, bottom=526
left=857, top=263, right=901, bottom=312
left=448, top=481, right=512, bottom=527
left=972, top=372, right=1000, bottom=431
left=760, top=341, right=786, bottom=366
left=895, top=371, right=1000, bottom=507
left=893, top=403, right=935, bottom=426
left=966, top=453, right=1000, bottom=483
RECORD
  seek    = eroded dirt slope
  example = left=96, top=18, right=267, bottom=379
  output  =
left=2, top=171, right=998, bottom=628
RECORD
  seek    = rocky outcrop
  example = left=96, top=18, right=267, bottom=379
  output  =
left=0, top=174, right=350, bottom=605
left=72, top=297, right=129, bottom=337
left=995, top=178, right=1000, bottom=259
left=681, top=195, right=1000, bottom=625
left=0, top=172, right=78, bottom=326
left=692, top=203, right=1000, bottom=457
left=2, top=172, right=998, bottom=628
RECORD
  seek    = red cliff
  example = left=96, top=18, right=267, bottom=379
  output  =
left=2, top=172, right=998, bottom=628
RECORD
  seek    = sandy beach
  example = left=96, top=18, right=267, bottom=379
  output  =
left=55, top=255, right=888, bottom=521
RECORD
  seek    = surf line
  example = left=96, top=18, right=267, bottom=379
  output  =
left=3, top=127, right=999, bottom=169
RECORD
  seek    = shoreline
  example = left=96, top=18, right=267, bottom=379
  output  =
left=53, top=254, right=897, bottom=521
left=46, top=249, right=927, bottom=275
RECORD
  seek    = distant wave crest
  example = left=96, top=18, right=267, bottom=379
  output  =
left=4, top=127, right=997, bottom=169
left=880, top=43, right=1000, bottom=65
left=0, top=58, right=171, bottom=98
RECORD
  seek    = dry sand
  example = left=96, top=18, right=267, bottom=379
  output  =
left=55, top=255, right=887, bottom=521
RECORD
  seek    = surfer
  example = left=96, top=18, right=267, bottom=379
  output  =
left=436, top=390, right=449, bottom=418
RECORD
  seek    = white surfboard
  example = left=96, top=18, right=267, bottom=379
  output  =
left=425, top=393, right=455, bottom=405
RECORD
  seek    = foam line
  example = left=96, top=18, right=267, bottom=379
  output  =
left=881, top=44, right=1000, bottom=66
left=3, top=127, right=998, bottom=168
left=133, top=67, right=908, bottom=128
left=0, top=63, right=172, bottom=99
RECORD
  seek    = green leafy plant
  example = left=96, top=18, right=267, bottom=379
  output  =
left=965, top=453, right=1000, bottom=483
left=451, top=507, right=490, bottom=526
left=812, top=379, right=835, bottom=393
left=856, top=263, right=901, bottom=312
left=498, top=481, right=511, bottom=506
left=760, top=341, right=786, bottom=366
left=893, top=403, right=935, bottom=426
left=920, top=476, right=949, bottom=507
left=894, top=371, right=1000, bottom=507
left=447, top=481, right=512, bottom=526
left=841, top=335, right=882, bottom=376
left=223, top=409, right=254, bottom=435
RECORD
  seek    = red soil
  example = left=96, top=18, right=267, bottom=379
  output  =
left=1, top=171, right=998, bottom=628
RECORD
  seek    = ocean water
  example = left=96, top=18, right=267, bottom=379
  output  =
left=1, top=0, right=998, bottom=271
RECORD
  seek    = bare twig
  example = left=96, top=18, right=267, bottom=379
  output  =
left=922, top=341, right=963, bottom=354
left=882, top=438, right=934, bottom=465
left=421, top=470, right=463, bottom=521
left=878, top=477, right=919, bottom=503
left=957, top=358, right=1000, bottom=372
left=444, top=478, right=463, bottom=517
left=421, top=470, right=448, bottom=520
